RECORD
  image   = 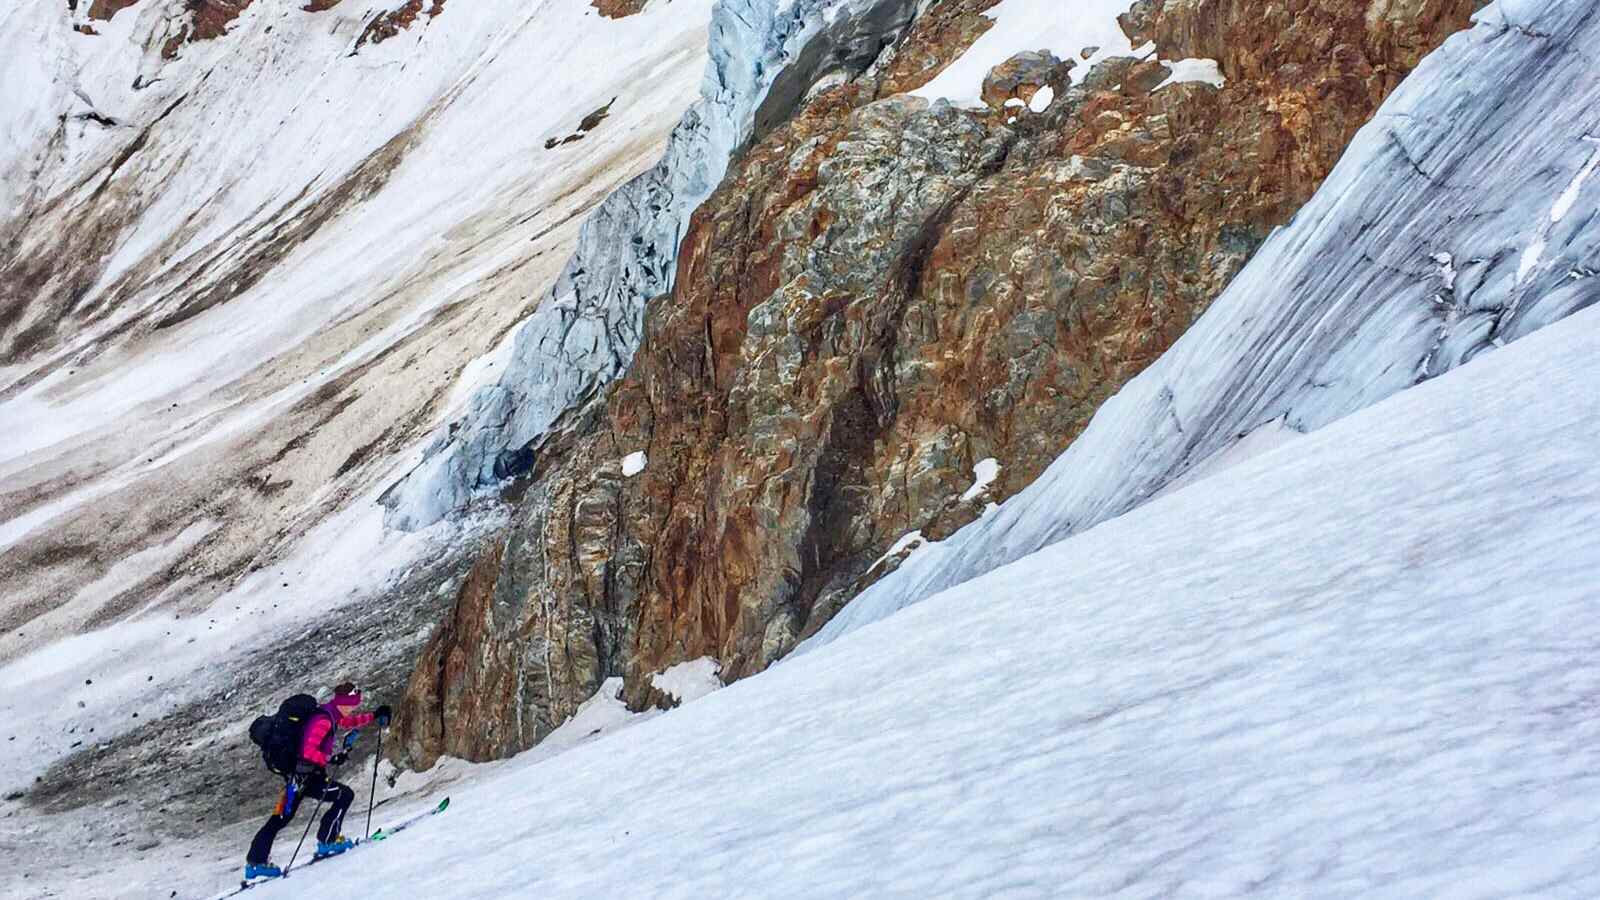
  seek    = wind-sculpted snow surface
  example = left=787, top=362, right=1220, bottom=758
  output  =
left=803, top=0, right=1600, bottom=650
left=242, top=303, right=1600, bottom=899
left=382, top=0, right=920, bottom=529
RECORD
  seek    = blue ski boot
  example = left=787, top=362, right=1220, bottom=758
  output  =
left=243, top=862, right=283, bottom=880
left=314, top=836, right=355, bottom=860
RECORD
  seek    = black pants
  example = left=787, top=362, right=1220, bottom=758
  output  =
left=246, top=771, right=354, bottom=863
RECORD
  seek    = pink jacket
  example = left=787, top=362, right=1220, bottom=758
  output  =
left=300, top=702, right=374, bottom=766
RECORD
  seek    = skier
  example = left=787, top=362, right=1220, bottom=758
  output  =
left=244, top=683, right=392, bottom=880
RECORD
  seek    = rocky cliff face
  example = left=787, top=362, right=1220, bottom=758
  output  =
left=395, top=0, right=1483, bottom=767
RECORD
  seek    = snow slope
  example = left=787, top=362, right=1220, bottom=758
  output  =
left=0, top=0, right=718, bottom=804
left=0, top=0, right=716, bottom=644
left=806, top=0, right=1600, bottom=649
left=199, top=300, right=1600, bottom=898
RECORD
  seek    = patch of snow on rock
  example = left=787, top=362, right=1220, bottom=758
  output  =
left=541, top=678, right=639, bottom=750
left=622, top=451, right=648, bottom=477
left=911, top=0, right=1139, bottom=107
left=961, top=458, right=1001, bottom=502
left=869, top=530, right=928, bottom=573
left=649, top=657, right=724, bottom=704
left=1154, top=58, right=1225, bottom=91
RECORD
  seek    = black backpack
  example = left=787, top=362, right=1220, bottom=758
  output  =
left=249, top=694, right=323, bottom=776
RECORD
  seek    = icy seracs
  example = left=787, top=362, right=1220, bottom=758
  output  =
left=803, top=0, right=1600, bottom=650
left=381, top=0, right=920, bottom=530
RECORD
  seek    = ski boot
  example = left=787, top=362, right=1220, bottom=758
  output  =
left=314, top=836, right=355, bottom=860
left=243, top=861, right=283, bottom=880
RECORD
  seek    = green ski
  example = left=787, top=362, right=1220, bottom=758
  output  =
left=370, top=796, right=450, bottom=841
left=213, top=797, right=450, bottom=899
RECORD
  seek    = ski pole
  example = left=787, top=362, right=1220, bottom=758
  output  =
left=285, top=775, right=327, bottom=876
left=365, top=727, right=383, bottom=839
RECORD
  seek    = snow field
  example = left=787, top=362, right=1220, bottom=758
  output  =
left=255, top=302, right=1600, bottom=898
left=1154, top=58, right=1225, bottom=90
left=912, top=0, right=1146, bottom=106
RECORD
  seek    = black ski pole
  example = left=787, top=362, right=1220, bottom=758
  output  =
left=284, top=775, right=327, bottom=876
left=365, top=727, right=384, bottom=840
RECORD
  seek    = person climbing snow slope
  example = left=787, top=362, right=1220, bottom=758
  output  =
left=244, top=682, right=392, bottom=880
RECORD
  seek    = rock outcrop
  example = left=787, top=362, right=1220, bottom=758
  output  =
left=357, top=0, right=447, bottom=49
left=980, top=50, right=1069, bottom=110
left=396, top=0, right=1483, bottom=767
left=592, top=0, right=647, bottom=18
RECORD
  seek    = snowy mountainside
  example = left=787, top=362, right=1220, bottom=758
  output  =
left=241, top=300, right=1600, bottom=898
left=0, top=0, right=713, bottom=648
left=4, top=0, right=1598, bottom=896
left=0, top=0, right=720, bottom=867
left=804, top=0, right=1600, bottom=650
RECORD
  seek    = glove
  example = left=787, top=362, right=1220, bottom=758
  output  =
left=375, top=704, right=393, bottom=727
left=328, top=751, right=349, bottom=767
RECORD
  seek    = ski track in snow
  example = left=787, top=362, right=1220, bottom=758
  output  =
left=181, top=301, right=1600, bottom=899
